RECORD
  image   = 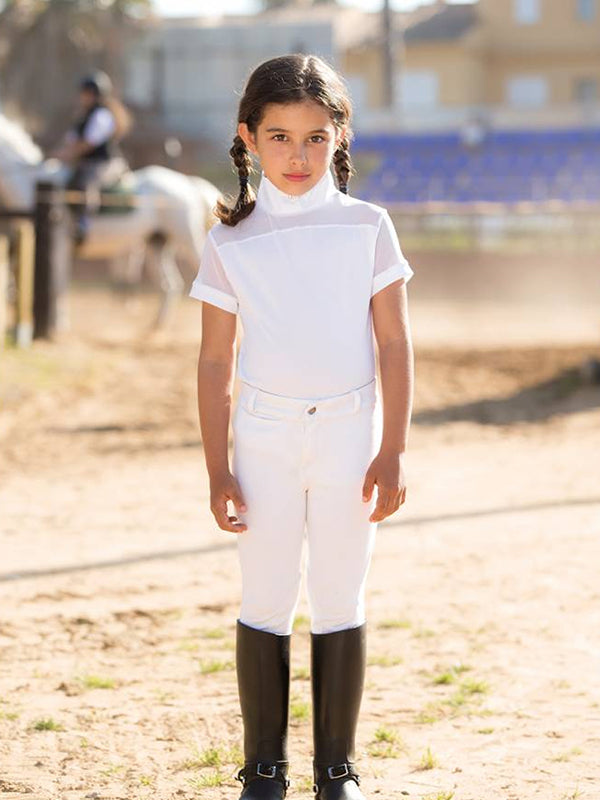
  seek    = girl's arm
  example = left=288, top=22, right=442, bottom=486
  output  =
left=197, top=303, right=248, bottom=533
left=362, top=279, right=414, bottom=521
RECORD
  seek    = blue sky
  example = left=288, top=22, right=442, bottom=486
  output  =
left=152, top=0, right=474, bottom=18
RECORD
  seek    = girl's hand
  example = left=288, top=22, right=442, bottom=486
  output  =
left=209, top=471, right=248, bottom=533
left=362, top=450, right=407, bottom=522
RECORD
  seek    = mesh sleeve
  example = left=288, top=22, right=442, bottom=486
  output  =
left=371, top=210, right=414, bottom=297
left=189, top=231, right=239, bottom=314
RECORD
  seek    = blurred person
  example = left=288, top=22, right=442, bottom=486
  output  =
left=52, top=70, right=132, bottom=245
left=461, top=113, right=488, bottom=151
left=189, top=54, right=414, bottom=800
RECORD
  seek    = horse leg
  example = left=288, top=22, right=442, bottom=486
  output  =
left=146, top=235, right=185, bottom=329
left=110, top=246, right=146, bottom=311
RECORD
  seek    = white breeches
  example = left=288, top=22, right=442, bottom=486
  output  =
left=231, top=378, right=384, bottom=636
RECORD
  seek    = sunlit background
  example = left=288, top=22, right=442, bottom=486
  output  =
left=1, top=3, right=600, bottom=798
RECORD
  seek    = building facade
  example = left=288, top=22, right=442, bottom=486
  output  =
left=124, top=14, right=336, bottom=142
left=124, top=1, right=600, bottom=148
left=343, top=0, right=600, bottom=131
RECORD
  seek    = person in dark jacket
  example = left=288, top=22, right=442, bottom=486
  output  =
left=53, top=71, right=132, bottom=245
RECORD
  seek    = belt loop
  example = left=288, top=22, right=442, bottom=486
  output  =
left=352, top=390, right=361, bottom=413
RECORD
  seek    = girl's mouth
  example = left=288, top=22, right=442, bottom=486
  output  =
left=283, top=173, right=310, bottom=182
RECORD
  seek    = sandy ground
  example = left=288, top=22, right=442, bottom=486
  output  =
left=1, top=280, right=600, bottom=800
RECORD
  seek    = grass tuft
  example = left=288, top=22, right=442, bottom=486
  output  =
left=430, top=662, right=471, bottom=685
left=552, top=746, right=583, bottom=762
left=199, top=659, right=234, bottom=675
left=413, top=627, right=436, bottom=639
left=560, top=788, right=582, bottom=800
left=416, top=746, right=439, bottom=771
left=460, top=678, right=489, bottom=695
left=414, top=706, right=441, bottom=725
left=77, top=674, right=116, bottom=690
left=289, top=690, right=311, bottom=722
left=181, top=743, right=242, bottom=771
left=377, top=618, right=411, bottom=630
left=416, top=673, right=490, bottom=723
left=99, top=763, right=125, bottom=777
left=290, top=698, right=311, bottom=722
left=202, top=627, right=227, bottom=640
left=367, top=654, right=403, bottom=667
left=188, top=769, right=230, bottom=789
left=367, top=726, right=405, bottom=758
left=31, top=717, right=64, bottom=732
left=293, top=776, right=315, bottom=793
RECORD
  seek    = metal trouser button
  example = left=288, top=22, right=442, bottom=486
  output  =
left=307, top=406, right=317, bottom=415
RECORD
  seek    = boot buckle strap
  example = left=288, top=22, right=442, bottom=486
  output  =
left=236, top=762, right=290, bottom=790
left=313, top=762, right=360, bottom=791
left=257, top=763, right=277, bottom=778
left=327, top=763, right=350, bottom=779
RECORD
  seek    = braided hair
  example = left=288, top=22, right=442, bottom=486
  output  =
left=215, top=54, right=356, bottom=226
left=214, top=133, right=257, bottom=225
left=332, top=135, right=353, bottom=195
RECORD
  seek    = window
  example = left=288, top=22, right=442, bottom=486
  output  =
left=506, top=75, right=549, bottom=107
left=514, top=0, right=540, bottom=24
left=577, top=0, right=596, bottom=20
left=574, top=77, right=598, bottom=103
left=398, top=70, right=439, bottom=109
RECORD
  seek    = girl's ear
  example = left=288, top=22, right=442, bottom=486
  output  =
left=335, top=124, right=348, bottom=149
left=238, top=122, right=258, bottom=156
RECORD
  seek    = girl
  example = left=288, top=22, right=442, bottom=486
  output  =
left=53, top=70, right=131, bottom=245
left=190, top=54, right=414, bottom=800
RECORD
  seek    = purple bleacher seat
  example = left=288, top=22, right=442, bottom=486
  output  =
left=353, top=126, right=600, bottom=204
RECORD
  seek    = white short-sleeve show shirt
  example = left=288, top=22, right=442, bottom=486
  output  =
left=189, top=166, right=414, bottom=399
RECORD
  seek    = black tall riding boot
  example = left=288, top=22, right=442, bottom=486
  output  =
left=235, top=619, right=291, bottom=800
left=311, top=623, right=368, bottom=800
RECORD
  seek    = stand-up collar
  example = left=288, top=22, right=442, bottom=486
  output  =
left=255, top=166, right=339, bottom=216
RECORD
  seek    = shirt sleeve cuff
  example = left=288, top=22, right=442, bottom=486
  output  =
left=371, top=261, right=414, bottom=297
left=188, top=282, right=238, bottom=314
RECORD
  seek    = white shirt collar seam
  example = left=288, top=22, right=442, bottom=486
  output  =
left=214, top=222, right=378, bottom=249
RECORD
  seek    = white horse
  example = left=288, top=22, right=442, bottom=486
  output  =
left=0, top=112, right=223, bottom=328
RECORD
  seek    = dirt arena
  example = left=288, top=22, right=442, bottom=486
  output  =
left=1, top=255, right=599, bottom=800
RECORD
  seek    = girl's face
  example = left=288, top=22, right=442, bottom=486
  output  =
left=238, top=99, right=346, bottom=196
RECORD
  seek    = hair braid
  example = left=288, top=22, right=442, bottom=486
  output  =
left=214, top=134, right=257, bottom=225
left=332, top=134, right=355, bottom=195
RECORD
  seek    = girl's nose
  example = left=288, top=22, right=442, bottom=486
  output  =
left=290, top=148, right=307, bottom=165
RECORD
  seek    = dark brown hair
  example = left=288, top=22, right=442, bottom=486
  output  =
left=215, top=53, right=356, bottom=227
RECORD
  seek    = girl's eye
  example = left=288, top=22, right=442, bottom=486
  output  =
left=271, top=134, right=327, bottom=143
